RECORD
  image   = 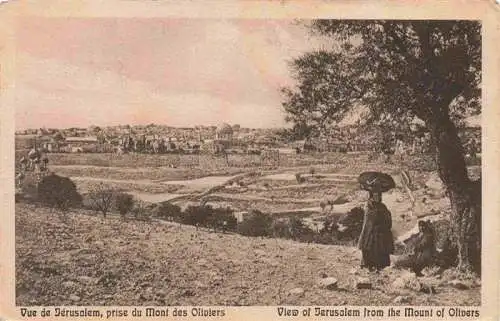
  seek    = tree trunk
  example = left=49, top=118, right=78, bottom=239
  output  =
left=428, top=115, right=481, bottom=274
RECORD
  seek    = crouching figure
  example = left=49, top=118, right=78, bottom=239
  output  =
left=395, top=220, right=437, bottom=276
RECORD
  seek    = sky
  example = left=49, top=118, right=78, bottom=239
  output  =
left=14, top=18, right=329, bottom=130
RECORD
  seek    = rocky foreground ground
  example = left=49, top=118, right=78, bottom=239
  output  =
left=16, top=203, right=480, bottom=306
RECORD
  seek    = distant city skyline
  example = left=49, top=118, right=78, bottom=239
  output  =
left=16, top=123, right=285, bottom=132
left=14, top=18, right=330, bottom=130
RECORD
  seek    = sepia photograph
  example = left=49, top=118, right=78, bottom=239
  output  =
left=3, top=1, right=497, bottom=319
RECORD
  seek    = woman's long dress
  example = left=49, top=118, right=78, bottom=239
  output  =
left=357, top=200, right=394, bottom=270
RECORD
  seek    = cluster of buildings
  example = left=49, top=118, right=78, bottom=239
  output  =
left=15, top=116, right=481, bottom=156
left=15, top=123, right=284, bottom=154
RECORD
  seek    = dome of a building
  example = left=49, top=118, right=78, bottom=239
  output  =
left=216, top=123, right=233, bottom=135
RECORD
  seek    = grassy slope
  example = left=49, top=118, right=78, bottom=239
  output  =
left=16, top=203, right=479, bottom=306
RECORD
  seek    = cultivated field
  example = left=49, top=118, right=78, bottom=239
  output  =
left=38, top=152, right=480, bottom=237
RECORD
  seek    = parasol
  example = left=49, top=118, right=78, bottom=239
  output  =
left=358, top=171, right=396, bottom=193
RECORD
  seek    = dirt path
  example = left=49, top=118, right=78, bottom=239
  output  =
left=70, top=176, right=156, bottom=186
left=68, top=174, right=243, bottom=203
left=158, top=175, right=239, bottom=187
left=209, top=192, right=322, bottom=204
left=262, top=173, right=358, bottom=181
left=268, top=201, right=362, bottom=216
left=52, top=165, right=167, bottom=171
left=69, top=173, right=256, bottom=204
left=130, top=192, right=188, bottom=203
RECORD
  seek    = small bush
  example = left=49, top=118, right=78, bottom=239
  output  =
left=270, top=216, right=317, bottom=242
left=182, top=204, right=210, bottom=228
left=131, top=203, right=152, bottom=221
left=271, top=219, right=293, bottom=239
left=237, top=210, right=273, bottom=237
left=20, top=173, right=39, bottom=200
left=336, top=207, right=365, bottom=241
left=295, top=173, right=305, bottom=184
left=207, top=207, right=238, bottom=232
left=114, top=192, right=134, bottom=217
left=316, top=215, right=342, bottom=245
left=180, top=204, right=237, bottom=232
left=320, top=215, right=340, bottom=235
left=288, top=216, right=315, bottom=241
left=154, top=201, right=182, bottom=222
left=88, top=183, right=115, bottom=218
left=37, top=173, right=82, bottom=210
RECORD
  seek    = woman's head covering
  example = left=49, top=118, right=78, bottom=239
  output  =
left=358, top=171, right=395, bottom=193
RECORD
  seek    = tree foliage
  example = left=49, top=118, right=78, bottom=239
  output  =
left=182, top=204, right=210, bottom=228
left=37, top=173, right=82, bottom=210
left=237, top=210, right=273, bottom=237
left=114, top=192, right=135, bottom=217
left=181, top=204, right=237, bottom=232
left=282, top=50, right=363, bottom=137
left=288, top=216, right=315, bottom=241
left=88, top=183, right=115, bottom=218
left=131, top=202, right=152, bottom=221
left=284, top=20, right=480, bottom=134
left=283, top=20, right=481, bottom=272
left=209, top=207, right=238, bottom=233
left=153, top=201, right=182, bottom=222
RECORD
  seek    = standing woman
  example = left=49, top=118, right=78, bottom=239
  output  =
left=357, top=172, right=395, bottom=271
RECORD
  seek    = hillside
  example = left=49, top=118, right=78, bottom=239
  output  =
left=16, top=203, right=480, bottom=306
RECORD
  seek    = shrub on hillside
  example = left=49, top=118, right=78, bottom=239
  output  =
left=288, top=216, right=315, bottom=242
left=237, top=210, right=273, bottom=237
left=37, top=173, right=82, bottom=210
left=295, top=173, right=305, bottom=184
left=320, top=214, right=340, bottom=235
left=153, top=201, right=182, bottom=222
left=88, top=183, right=115, bottom=218
left=335, top=207, right=365, bottom=241
left=209, top=207, right=238, bottom=232
left=131, top=202, right=152, bottom=221
left=114, top=192, right=134, bottom=217
left=19, top=173, right=39, bottom=201
left=182, top=204, right=210, bottom=229
left=314, top=215, right=341, bottom=245
left=181, top=204, right=238, bottom=232
left=271, top=217, right=322, bottom=242
left=271, top=219, right=293, bottom=239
